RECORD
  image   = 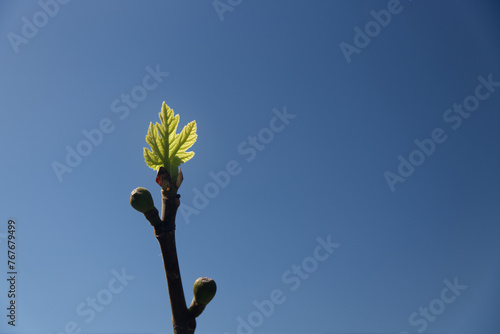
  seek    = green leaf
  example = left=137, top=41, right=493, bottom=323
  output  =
left=143, top=102, right=197, bottom=184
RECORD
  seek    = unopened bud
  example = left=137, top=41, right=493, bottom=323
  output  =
left=193, top=277, right=217, bottom=305
left=130, top=187, right=155, bottom=213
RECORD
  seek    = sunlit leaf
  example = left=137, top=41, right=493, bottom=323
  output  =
left=143, top=102, right=197, bottom=185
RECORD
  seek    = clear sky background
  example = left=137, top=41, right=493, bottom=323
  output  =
left=1, top=1, right=499, bottom=334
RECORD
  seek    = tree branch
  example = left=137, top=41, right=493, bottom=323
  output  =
left=131, top=168, right=215, bottom=334
left=155, top=189, right=196, bottom=334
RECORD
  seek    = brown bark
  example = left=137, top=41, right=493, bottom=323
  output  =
left=155, top=190, right=196, bottom=334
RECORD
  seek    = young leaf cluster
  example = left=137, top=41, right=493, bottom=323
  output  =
left=144, top=102, right=197, bottom=184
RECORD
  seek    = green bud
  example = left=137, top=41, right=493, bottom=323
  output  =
left=130, top=187, right=155, bottom=213
left=193, top=277, right=217, bottom=305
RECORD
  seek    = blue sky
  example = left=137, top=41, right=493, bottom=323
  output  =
left=1, top=1, right=499, bottom=334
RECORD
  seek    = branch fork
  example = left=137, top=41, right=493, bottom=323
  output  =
left=130, top=168, right=216, bottom=334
